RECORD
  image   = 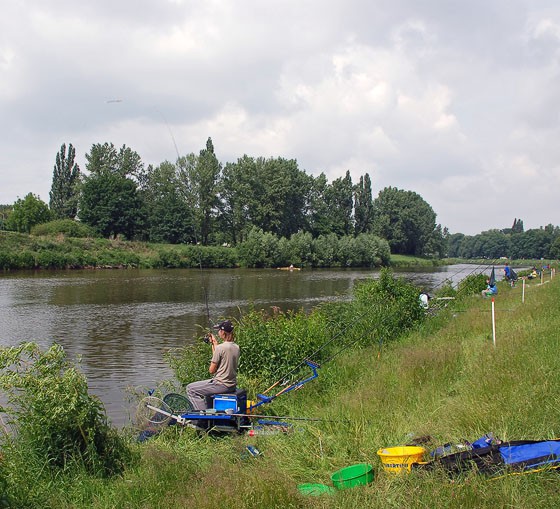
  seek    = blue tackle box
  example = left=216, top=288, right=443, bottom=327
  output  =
left=213, top=394, right=238, bottom=412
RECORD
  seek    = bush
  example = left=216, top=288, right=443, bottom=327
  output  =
left=31, top=219, right=98, bottom=238
left=458, top=273, right=487, bottom=297
left=0, top=343, right=131, bottom=485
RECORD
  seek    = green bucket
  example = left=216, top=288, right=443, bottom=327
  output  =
left=331, top=463, right=374, bottom=490
left=297, top=483, right=335, bottom=496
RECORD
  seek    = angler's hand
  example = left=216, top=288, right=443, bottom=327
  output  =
left=209, top=333, right=219, bottom=346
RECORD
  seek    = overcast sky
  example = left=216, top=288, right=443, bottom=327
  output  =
left=1, top=1, right=559, bottom=235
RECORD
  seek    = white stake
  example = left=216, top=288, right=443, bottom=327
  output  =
left=491, top=297, right=496, bottom=348
left=522, top=278, right=525, bottom=303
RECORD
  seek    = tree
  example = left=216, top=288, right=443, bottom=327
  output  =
left=371, top=187, right=437, bottom=256
left=0, top=204, right=12, bottom=230
left=177, top=138, right=220, bottom=245
left=139, top=162, right=194, bottom=244
left=354, top=173, right=374, bottom=235
left=218, top=156, right=258, bottom=245
left=447, top=233, right=465, bottom=258
left=5, top=193, right=51, bottom=233
left=549, top=236, right=560, bottom=258
left=49, top=143, right=81, bottom=219
left=307, top=173, right=332, bottom=237
left=247, top=157, right=311, bottom=238
left=79, top=143, right=144, bottom=239
left=196, top=138, right=221, bottom=245
left=512, top=218, right=524, bottom=234
left=323, top=171, right=354, bottom=236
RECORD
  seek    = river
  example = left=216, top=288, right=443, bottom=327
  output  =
left=0, top=264, right=496, bottom=427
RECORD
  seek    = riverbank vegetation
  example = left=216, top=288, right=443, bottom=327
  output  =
left=0, top=229, right=390, bottom=270
left=1, top=268, right=559, bottom=507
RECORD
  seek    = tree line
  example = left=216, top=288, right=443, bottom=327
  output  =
left=0, top=138, right=447, bottom=259
left=448, top=219, right=560, bottom=260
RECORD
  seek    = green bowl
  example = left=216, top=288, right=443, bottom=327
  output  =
left=331, top=463, right=374, bottom=489
left=297, top=483, right=335, bottom=496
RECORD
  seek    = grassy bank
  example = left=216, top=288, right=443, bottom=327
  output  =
left=3, top=271, right=559, bottom=507
left=1, top=231, right=435, bottom=270
left=0, top=231, right=237, bottom=269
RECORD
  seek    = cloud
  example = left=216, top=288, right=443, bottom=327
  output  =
left=1, top=1, right=560, bottom=235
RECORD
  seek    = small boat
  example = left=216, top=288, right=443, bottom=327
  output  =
left=277, top=266, right=301, bottom=271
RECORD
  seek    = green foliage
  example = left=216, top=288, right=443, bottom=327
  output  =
left=31, top=219, right=97, bottom=238
left=0, top=343, right=131, bottom=503
left=372, top=186, right=438, bottom=256
left=79, top=171, right=143, bottom=239
left=236, top=229, right=390, bottom=268
left=354, top=173, right=374, bottom=235
left=433, top=279, right=457, bottom=298
left=0, top=232, right=239, bottom=270
left=5, top=193, right=51, bottom=233
left=236, top=227, right=279, bottom=268
left=139, top=161, right=194, bottom=244
left=458, top=273, right=487, bottom=296
left=0, top=204, right=12, bottom=231
left=449, top=225, right=560, bottom=260
left=323, top=170, right=354, bottom=236
left=549, top=236, right=560, bottom=258
left=350, top=268, right=426, bottom=341
left=165, top=338, right=211, bottom=387
left=49, top=143, right=81, bottom=220
left=79, top=143, right=145, bottom=239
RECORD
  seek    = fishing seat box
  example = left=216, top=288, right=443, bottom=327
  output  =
left=207, top=388, right=247, bottom=413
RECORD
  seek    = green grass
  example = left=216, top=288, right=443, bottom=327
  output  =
left=389, top=254, right=446, bottom=267
left=16, top=273, right=559, bottom=508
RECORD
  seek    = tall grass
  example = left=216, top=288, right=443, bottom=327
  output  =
left=3, top=273, right=560, bottom=508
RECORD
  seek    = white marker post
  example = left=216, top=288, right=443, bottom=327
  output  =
left=491, top=297, right=496, bottom=348
left=522, top=278, right=525, bottom=303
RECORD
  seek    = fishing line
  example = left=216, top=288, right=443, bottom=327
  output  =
left=154, top=107, right=214, bottom=335
left=155, top=108, right=181, bottom=162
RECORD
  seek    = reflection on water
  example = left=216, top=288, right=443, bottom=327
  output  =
left=0, top=264, right=495, bottom=426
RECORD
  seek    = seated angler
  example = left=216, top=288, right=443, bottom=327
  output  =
left=186, top=320, right=240, bottom=411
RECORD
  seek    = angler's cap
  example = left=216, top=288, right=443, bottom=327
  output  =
left=213, top=320, right=234, bottom=333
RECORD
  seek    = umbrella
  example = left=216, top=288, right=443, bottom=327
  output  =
left=489, top=267, right=496, bottom=286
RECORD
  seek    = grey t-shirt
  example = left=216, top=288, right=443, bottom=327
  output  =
left=211, top=341, right=240, bottom=388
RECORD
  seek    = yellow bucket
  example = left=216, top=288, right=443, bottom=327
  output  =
left=377, top=446, right=426, bottom=474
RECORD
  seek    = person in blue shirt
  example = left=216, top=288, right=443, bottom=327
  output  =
left=481, top=278, right=498, bottom=297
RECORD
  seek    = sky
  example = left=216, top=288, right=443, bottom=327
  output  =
left=1, top=0, right=559, bottom=235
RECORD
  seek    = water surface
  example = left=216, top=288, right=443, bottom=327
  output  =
left=0, top=264, right=494, bottom=426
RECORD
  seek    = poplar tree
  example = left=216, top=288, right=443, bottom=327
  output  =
left=354, top=173, right=374, bottom=235
left=49, top=143, right=81, bottom=219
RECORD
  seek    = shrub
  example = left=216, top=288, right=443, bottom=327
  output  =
left=458, top=273, right=487, bottom=297
left=0, top=343, right=131, bottom=481
left=30, top=219, right=97, bottom=238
